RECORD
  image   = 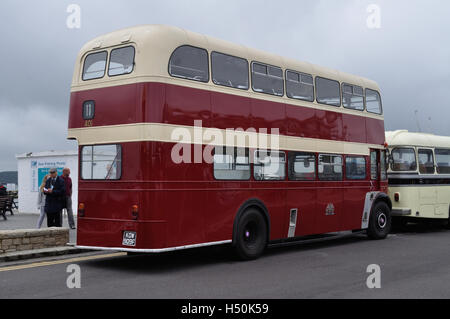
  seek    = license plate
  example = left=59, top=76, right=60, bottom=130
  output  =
left=122, top=231, right=137, bottom=247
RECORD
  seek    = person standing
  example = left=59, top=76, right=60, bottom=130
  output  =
left=36, top=174, right=50, bottom=228
left=61, top=167, right=75, bottom=229
left=44, top=168, right=66, bottom=227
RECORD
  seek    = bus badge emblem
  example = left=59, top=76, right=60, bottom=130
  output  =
left=325, top=203, right=335, bottom=216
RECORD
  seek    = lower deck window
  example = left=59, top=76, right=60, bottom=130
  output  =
left=318, top=154, right=343, bottom=181
left=288, top=152, right=316, bottom=181
left=81, top=145, right=122, bottom=180
left=214, top=147, right=250, bottom=180
left=346, top=156, right=366, bottom=180
left=435, top=149, right=450, bottom=174
left=254, top=151, right=286, bottom=181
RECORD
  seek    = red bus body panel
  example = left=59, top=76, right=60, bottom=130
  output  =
left=71, top=82, right=387, bottom=250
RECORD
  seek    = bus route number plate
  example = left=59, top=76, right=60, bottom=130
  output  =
left=123, top=231, right=137, bottom=247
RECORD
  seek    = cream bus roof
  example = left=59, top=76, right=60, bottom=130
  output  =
left=73, top=24, right=380, bottom=91
left=386, top=130, right=450, bottom=149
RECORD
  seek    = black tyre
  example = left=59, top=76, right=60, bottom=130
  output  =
left=234, top=209, right=268, bottom=260
left=367, top=201, right=391, bottom=240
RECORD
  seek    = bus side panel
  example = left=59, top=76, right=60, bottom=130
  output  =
left=251, top=98, right=287, bottom=135
left=286, top=105, right=318, bottom=138
left=211, top=90, right=251, bottom=130
left=315, top=183, right=343, bottom=234
left=342, top=113, right=367, bottom=143
left=366, top=117, right=385, bottom=145
left=342, top=181, right=370, bottom=230
left=286, top=184, right=317, bottom=237
left=316, top=110, right=344, bottom=142
left=164, top=84, right=211, bottom=128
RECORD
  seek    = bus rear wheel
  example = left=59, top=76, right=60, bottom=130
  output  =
left=367, top=202, right=391, bottom=240
left=234, top=209, right=268, bottom=261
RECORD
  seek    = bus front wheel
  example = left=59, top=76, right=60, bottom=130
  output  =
left=234, top=209, right=268, bottom=261
left=367, top=201, right=391, bottom=240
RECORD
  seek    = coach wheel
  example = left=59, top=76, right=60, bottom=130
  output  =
left=234, top=208, right=268, bottom=260
left=367, top=201, right=391, bottom=240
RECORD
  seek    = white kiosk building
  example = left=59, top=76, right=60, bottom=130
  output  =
left=16, top=151, right=78, bottom=215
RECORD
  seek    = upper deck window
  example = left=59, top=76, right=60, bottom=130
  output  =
left=82, top=51, right=107, bottom=81
left=286, top=70, right=314, bottom=102
left=342, top=83, right=364, bottom=111
left=435, top=149, right=450, bottom=174
left=251, top=62, right=284, bottom=97
left=366, top=89, right=383, bottom=114
left=108, top=46, right=135, bottom=77
left=391, top=148, right=417, bottom=172
left=169, top=45, right=209, bottom=83
left=212, top=52, right=249, bottom=90
left=316, top=77, right=341, bottom=107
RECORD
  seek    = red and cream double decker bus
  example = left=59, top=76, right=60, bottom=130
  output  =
left=69, top=25, right=392, bottom=260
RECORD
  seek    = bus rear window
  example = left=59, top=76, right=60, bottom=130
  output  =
left=108, top=46, right=135, bottom=77
left=81, top=145, right=122, bottom=180
left=391, top=148, right=417, bottom=172
left=435, top=149, right=450, bottom=174
left=82, top=51, right=107, bottom=81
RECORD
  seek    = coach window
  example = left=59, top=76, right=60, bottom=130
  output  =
left=214, top=147, right=250, bottom=180
left=212, top=52, right=249, bottom=90
left=435, top=149, right=450, bottom=174
left=288, top=152, right=316, bottom=181
left=318, top=154, right=343, bottom=181
left=108, top=46, right=135, bottom=77
left=81, top=145, right=122, bottom=180
left=418, top=149, right=435, bottom=174
left=286, top=70, right=314, bottom=102
left=251, top=62, right=284, bottom=97
left=366, top=89, right=383, bottom=114
left=342, top=84, right=364, bottom=111
left=82, top=51, right=108, bottom=81
left=169, top=45, right=209, bottom=83
left=254, top=151, right=286, bottom=181
left=316, top=77, right=341, bottom=107
left=345, top=156, right=366, bottom=180
left=391, top=148, right=417, bottom=172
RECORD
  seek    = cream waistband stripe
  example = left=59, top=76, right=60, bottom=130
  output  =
left=68, top=123, right=384, bottom=156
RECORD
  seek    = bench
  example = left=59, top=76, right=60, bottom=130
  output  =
left=5, top=195, right=14, bottom=216
left=0, top=197, right=7, bottom=221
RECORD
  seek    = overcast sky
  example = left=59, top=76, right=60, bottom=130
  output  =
left=0, top=0, right=449, bottom=171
